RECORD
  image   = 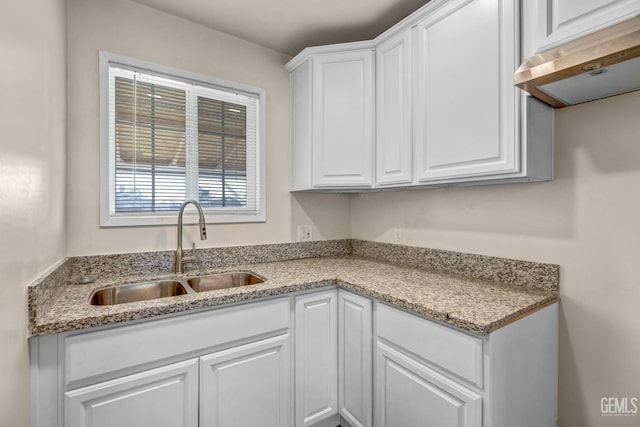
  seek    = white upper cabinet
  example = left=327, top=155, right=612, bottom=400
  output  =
left=289, top=48, right=374, bottom=190
left=376, top=31, right=413, bottom=186
left=413, top=0, right=518, bottom=182
left=525, top=0, right=640, bottom=54
left=290, top=59, right=314, bottom=191
left=287, top=0, right=553, bottom=191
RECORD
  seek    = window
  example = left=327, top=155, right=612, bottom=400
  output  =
left=99, top=52, right=265, bottom=226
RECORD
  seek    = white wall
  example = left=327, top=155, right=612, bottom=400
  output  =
left=351, top=90, right=640, bottom=427
left=0, top=1, right=68, bottom=425
left=66, top=0, right=351, bottom=256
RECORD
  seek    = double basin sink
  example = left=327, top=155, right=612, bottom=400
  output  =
left=89, top=272, right=265, bottom=306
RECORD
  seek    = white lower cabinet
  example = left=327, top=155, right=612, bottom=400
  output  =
left=66, top=336, right=291, bottom=427
left=200, top=334, right=291, bottom=427
left=338, top=290, right=373, bottom=427
left=375, top=302, right=483, bottom=427
left=375, top=342, right=481, bottom=427
left=34, top=298, right=292, bottom=427
left=65, top=358, right=198, bottom=427
left=375, top=302, right=559, bottom=427
left=32, top=291, right=558, bottom=427
left=294, top=290, right=338, bottom=426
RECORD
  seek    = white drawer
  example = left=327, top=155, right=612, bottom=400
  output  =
left=64, top=297, right=290, bottom=387
left=376, top=303, right=483, bottom=387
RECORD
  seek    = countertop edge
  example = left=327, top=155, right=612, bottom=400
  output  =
left=30, top=275, right=558, bottom=337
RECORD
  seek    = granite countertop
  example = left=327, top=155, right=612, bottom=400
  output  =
left=31, top=254, right=558, bottom=337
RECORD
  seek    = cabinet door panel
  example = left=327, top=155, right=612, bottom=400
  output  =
left=375, top=342, right=482, bottom=427
left=338, top=291, right=373, bottom=427
left=414, top=0, right=518, bottom=181
left=376, top=31, right=413, bottom=186
left=290, top=59, right=314, bottom=190
left=312, top=50, right=374, bottom=187
left=528, top=0, right=640, bottom=53
left=199, top=334, right=291, bottom=427
left=65, top=359, right=198, bottom=427
left=295, top=290, right=338, bottom=426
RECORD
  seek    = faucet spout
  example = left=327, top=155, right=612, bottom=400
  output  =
left=175, top=199, right=207, bottom=274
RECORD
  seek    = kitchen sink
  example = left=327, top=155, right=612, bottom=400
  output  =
left=89, top=272, right=265, bottom=305
left=89, top=280, right=189, bottom=305
left=186, top=272, right=264, bottom=292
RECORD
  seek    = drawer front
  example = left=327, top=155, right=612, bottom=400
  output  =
left=64, top=298, right=290, bottom=386
left=376, top=303, right=483, bottom=387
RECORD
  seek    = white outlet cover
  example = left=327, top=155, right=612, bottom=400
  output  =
left=297, top=225, right=312, bottom=242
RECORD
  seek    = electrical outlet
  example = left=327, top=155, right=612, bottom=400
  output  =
left=297, top=225, right=312, bottom=242
left=393, top=228, right=402, bottom=244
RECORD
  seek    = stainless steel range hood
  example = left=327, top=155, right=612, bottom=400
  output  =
left=515, top=17, right=640, bottom=108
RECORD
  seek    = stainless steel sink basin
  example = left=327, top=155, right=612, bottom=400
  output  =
left=89, top=271, right=265, bottom=305
left=90, top=280, right=189, bottom=305
left=186, top=272, right=264, bottom=292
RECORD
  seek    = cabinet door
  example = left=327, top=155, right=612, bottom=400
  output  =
left=312, top=50, right=374, bottom=188
left=376, top=31, right=413, bottom=186
left=526, top=0, right=640, bottom=53
left=338, top=291, right=373, bottom=427
left=413, top=0, right=519, bottom=182
left=200, top=334, right=291, bottom=427
left=290, top=59, right=314, bottom=191
left=295, top=290, right=338, bottom=426
left=375, top=342, right=482, bottom=427
left=65, top=358, right=198, bottom=427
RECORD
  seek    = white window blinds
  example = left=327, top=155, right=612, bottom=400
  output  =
left=106, top=64, right=260, bottom=222
left=112, top=73, right=188, bottom=212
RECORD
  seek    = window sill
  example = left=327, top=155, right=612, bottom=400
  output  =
left=100, top=211, right=266, bottom=227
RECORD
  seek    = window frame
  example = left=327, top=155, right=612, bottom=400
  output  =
left=99, top=51, right=266, bottom=227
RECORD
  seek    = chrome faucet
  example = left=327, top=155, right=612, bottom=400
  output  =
left=175, top=200, right=207, bottom=274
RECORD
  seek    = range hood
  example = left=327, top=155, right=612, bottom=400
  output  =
left=515, top=17, right=640, bottom=108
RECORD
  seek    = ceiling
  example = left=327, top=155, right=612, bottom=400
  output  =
left=131, top=0, right=430, bottom=56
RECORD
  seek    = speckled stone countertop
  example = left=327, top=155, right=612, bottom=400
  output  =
left=31, top=254, right=558, bottom=337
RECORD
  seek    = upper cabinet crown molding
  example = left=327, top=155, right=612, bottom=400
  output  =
left=285, top=41, right=376, bottom=72
left=288, top=0, right=555, bottom=192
